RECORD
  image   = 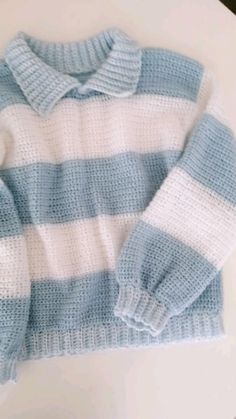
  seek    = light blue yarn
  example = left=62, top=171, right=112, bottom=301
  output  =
left=3, top=28, right=142, bottom=116
left=114, top=220, right=219, bottom=316
left=0, top=151, right=180, bottom=230
left=137, top=48, right=203, bottom=101
left=0, top=183, right=22, bottom=237
left=0, top=43, right=204, bottom=113
left=179, top=113, right=236, bottom=204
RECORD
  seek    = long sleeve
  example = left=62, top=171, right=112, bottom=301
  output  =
left=114, top=68, right=236, bottom=336
left=0, top=127, right=31, bottom=384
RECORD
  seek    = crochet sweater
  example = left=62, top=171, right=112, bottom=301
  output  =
left=0, top=27, right=236, bottom=385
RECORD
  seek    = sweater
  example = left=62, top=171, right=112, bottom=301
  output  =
left=0, top=26, right=236, bottom=385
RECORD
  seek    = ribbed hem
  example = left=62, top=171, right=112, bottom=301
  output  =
left=17, top=312, right=224, bottom=362
left=0, top=359, right=17, bottom=385
left=114, top=285, right=172, bottom=336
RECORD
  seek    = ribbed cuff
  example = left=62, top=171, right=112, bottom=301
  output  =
left=114, top=285, right=172, bottom=336
left=0, top=359, right=17, bottom=385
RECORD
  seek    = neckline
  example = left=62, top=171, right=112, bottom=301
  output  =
left=3, top=27, right=142, bottom=116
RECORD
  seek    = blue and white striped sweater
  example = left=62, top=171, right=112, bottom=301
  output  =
left=0, top=26, right=235, bottom=384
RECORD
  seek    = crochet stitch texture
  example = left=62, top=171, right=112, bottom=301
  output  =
left=0, top=27, right=236, bottom=384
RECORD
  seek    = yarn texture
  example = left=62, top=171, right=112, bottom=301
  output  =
left=0, top=27, right=236, bottom=384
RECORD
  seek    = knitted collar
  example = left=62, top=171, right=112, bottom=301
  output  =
left=3, top=27, right=142, bottom=116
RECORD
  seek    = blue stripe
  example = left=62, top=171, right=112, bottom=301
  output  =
left=0, top=268, right=222, bottom=361
left=0, top=182, right=22, bottom=237
left=178, top=113, right=236, bottom=205
left=0, top=270, right=220, bottom=333
left=0, top=48, right=203, bottom=112
left=115, top=220, right=219, bottom=314
left=0, top=151, right=180, bottom=232
left=28, top=271, right=118, bottom=329
left=136, top=49, right=203, bottom=101
left=0, top=297, right=30, bottom=357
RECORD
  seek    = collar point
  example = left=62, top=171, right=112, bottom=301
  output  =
left=5, top=27, right=142, bottom=112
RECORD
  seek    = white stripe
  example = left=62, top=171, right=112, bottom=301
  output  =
left=0, top=235, right=30, bottom=298
left=24, top=213, right=140, bottom=281
left=141, top=168, right=236, bottom=268
left=0, top=95, right=196, bottom=167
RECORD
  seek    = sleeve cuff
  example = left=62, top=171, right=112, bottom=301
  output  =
left=114, top=285, right=172, bottom=336
left=0, top=359, right=17, bottom=385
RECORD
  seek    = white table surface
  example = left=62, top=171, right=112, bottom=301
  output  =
left=0, top=1, right=236, bottom=418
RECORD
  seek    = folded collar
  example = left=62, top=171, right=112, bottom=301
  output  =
left=3, top=27, right=142, bottom=116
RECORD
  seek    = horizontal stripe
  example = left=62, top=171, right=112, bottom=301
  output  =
left=0, top=234, right=30, bottom=298
left=28, top=271, right=118, bottom=329
left=0, top=296, right=30, bottom=357
left=0, top=95, right=196, bottom=166
left=24, top=213, right=139, bottom=281
left=137, top=49, right=203, bottom=100
left=0, top=180, right=22, bottom=237
left=0, top=178, right=31, bottom=298
left=0, top=49, right=203, bottom=113
left=0, top=269, right=223, bottom=362
left=0, top=269, right=221, bottom=334
left=142, top=168, right=236, bottom=267
left=28, top=270, right=222, bottom=329
left=178, top=113, right=236, bottom=205
left=115, top=219, right=218, bottom=314
left=0, top=151, right=180, bottom=229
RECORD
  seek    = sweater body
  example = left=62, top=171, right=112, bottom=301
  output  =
left=0, top=27, right=235, bottom=384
